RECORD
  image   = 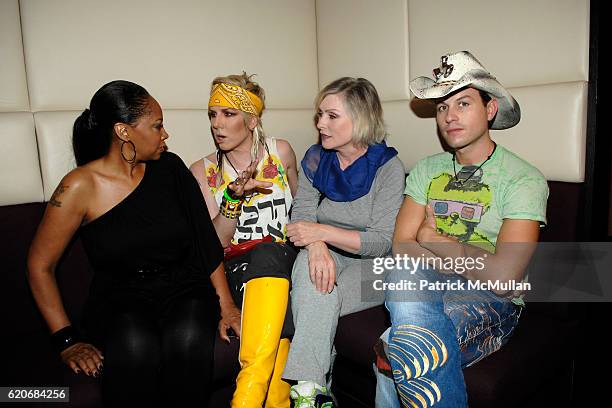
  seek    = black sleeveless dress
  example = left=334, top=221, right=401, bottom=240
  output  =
left=79, top=152, right=223, bottom=346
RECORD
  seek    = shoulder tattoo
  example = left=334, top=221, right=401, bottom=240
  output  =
left=49, top=184, right=69, bottom=207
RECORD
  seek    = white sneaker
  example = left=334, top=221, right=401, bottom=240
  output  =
left=290, top=381, right=328, bottom=408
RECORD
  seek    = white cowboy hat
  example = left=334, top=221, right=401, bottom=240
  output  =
left=409, top=51, right=520, bottom=129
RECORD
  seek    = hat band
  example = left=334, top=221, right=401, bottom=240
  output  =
left=434, top=80, right=458, bottom=87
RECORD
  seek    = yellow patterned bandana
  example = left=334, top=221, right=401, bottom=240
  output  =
left=208, top=83, right=264, bottom=116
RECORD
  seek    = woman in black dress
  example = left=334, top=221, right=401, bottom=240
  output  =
left=27, top=80, right=241, bottom=406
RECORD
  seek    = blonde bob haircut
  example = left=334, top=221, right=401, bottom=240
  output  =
left=210, top=72, right=266, bottom=162
left=315, top=77, right=386, bottom=147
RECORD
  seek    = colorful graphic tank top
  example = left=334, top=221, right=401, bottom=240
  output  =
left=203, top=138, right=293, bottom=245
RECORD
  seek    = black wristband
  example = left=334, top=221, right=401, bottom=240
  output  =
left=51, top=326, right=79, bottom=353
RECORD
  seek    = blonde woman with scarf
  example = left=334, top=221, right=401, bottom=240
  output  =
left=190, top=72, right=298, bottom=408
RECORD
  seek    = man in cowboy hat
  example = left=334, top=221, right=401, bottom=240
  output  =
left=374, top=51, right=549, bottom=407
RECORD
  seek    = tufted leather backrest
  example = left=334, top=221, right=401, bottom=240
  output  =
left=0, top=0, right=590, bottom=206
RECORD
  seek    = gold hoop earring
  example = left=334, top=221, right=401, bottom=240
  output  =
left=121, top=140, right=137, bottom=164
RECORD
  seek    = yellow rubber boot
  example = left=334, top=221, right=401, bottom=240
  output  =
left=264, top=338, right=291, bottom=408
left=231, top=277, right=289, bottom=408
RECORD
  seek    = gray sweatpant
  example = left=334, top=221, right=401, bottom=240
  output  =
left=282, top=248, right=386, bottom=386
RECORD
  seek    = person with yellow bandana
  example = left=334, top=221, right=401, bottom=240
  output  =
left=190, top=72, right=299, bottom=408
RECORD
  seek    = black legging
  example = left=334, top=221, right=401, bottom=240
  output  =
left=100, top=296, right=217, bottom=407
left=224, top=242, right=297, bottom=338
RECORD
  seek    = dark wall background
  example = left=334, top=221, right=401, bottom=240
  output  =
left=583, top=0, right=610, bottom=241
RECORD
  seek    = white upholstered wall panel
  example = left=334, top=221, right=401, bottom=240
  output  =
left=0, top=0, right=592, bottom=208
left=501, top=82, right=587, bottom=183
left=408, top=0, right=589, bottom=88
left=0, top=113, right=43, bottom=205
left=316, top=0, right=409, bottom=101
left=34, top=111, right=79, bottom=201
left=316, top=0, right=589, bottom=183
left=20, top=0, right=318, bottom=111
left=384, top=81, right=587, bottom=182
left=0, top=0, right=30, bottom=112
left=34, top=108, right=319, bottom=201
left=262, top=109, right=319, bottom=161
left=384, top=100, right=436, bottom=172
left=163, top=110, right=212, bottom=169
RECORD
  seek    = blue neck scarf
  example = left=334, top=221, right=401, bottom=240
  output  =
left=301, top=142, right=398, bottom=202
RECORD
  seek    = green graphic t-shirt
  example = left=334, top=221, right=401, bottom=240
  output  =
left=405, top=145, right=548, bottom=253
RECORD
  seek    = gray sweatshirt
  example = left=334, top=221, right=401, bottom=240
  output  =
left=290, top=156, right=406, bottom=257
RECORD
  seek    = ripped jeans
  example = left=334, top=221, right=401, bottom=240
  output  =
left=375, top=265, right=521, bottom=408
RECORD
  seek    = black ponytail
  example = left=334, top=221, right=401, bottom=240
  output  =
left=72, top=80, right=150, bottom=166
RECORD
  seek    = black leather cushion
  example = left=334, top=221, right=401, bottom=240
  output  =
left=332, top=304, right=577, bottom=407
left=0, top=203, right=240, bottom=407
